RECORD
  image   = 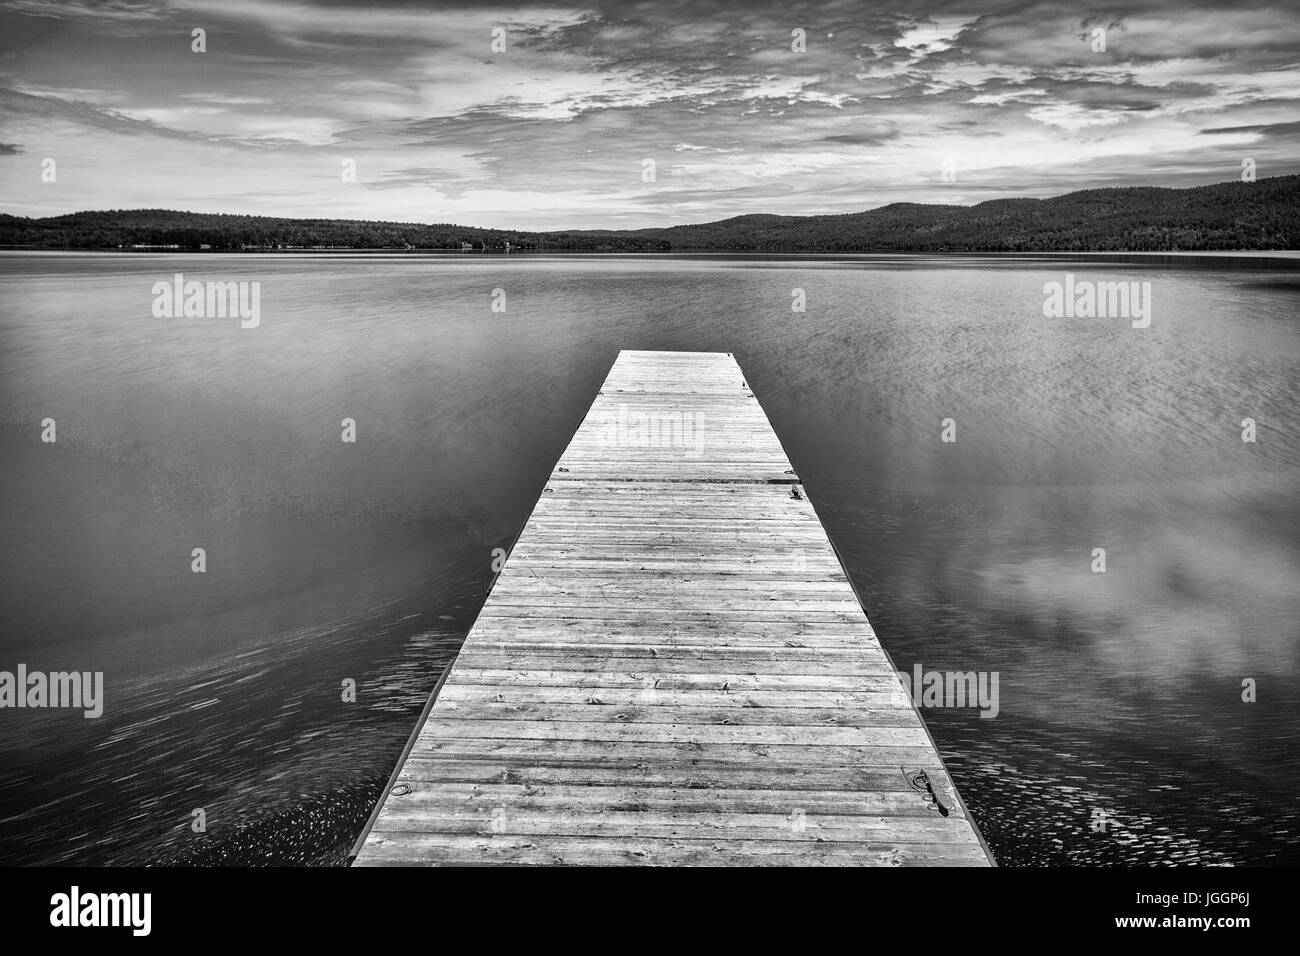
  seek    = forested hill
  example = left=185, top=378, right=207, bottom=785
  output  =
left=635, top=176, right=1300, bottom=251
left=0, top=209, right=672, bottom=252
left=2, top=175, right=1296, bottom=252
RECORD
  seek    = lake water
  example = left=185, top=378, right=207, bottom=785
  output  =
left=1, top=251, right=1296, bottom=865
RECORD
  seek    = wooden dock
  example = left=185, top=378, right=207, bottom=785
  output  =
left=353, top=350, right=993, bottom=866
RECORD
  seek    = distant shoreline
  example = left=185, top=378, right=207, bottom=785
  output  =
left=3, top=174, right=1297, bottom=254
left=4, top=248, right=1298, bottom=264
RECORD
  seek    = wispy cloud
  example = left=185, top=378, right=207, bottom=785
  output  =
left=0, top=0, right=1297, bottom=227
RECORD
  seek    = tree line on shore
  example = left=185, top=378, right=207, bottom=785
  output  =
left=0, top=209, right=671, bottom=252
left=2, top=175, right=1296, bottom=252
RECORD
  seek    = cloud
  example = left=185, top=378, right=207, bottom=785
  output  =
left=894, top=16, right=975, bottom=57
left=0, top=0, right=1296, bottom=226
left=1201, top=120, right=1300, bottom=136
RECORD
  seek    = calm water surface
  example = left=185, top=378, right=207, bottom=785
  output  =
left=1, top=252, right=1296, bottom=865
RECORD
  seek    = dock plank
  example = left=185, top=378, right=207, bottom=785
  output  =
left=353, top=350, right=992, bottom=866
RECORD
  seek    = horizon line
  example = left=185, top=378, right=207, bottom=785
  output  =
left=4, top=173, right=1290, bottom=236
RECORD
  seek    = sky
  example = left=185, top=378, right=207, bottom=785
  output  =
left=1, top=0, right=1298, bottom=229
